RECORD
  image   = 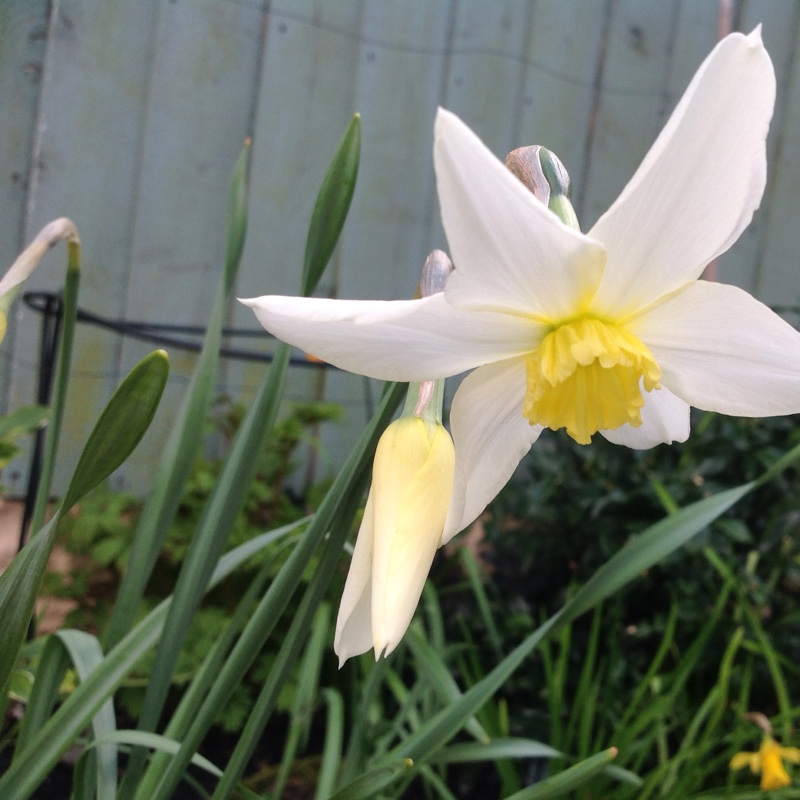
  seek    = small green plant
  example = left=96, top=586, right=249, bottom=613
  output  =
left=0, top=405, right=48, bottom=492
left=42, top=397, right=342, bottom=732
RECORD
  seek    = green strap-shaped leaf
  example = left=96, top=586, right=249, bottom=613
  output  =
left=0, top=514, right=58, bottom=707
left=505, top=748, right=618, bottom=799
left=326, top=760, right=415, bottom=800
left=17, top=631, right=118, bottom=800
left=315, top=689, right=345, bottom=800
left=301, top=114, right=361, bottom=296
left=431, top=739, right=562, bottom=764
left=141, top=382, right=404, bottom=800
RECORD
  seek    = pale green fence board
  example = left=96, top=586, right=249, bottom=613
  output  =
left=230, top=0, right=369, bottom=476
left=5, top=0, right=161, bottom=495
left=748, top=0, right=800, bottom=305
left=516, top=1, right=607, bottom=181
left=115, top=0, right=267, bottom=483
left=0, top=1, right=50, bottom=405
left=728, top=0, right=800, bottom=296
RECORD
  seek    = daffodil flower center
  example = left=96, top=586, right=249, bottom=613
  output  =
left=523, top=317, right=662, bottom=444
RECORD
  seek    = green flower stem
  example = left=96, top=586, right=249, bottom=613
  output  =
left=403, top=378, right=446, bottom=424
left=30, top=234, right=81, bottom=535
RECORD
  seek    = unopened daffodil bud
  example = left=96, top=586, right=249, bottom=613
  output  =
left=505, top=144, right=579, bottom=230
left=334, top=412, right=454, bottom=664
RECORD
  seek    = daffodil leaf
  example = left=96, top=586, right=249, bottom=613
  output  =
left=504, top=748, right=618, bottom=799
left=104, top=142, right=250, bottom=652
left=431, top=739, right=561, bottom=764
left=301, top=113, right=360, bottom=297
left=17, top=631, right=117, bottom=800
left=316, top=688, right=345, bottom=799
left=62, top=350, right=169, bottom=510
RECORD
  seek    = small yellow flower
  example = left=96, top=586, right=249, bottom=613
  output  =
left=731, top=737, right=800, bottom=790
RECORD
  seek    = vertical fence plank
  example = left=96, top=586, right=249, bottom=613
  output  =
left=5, top=0, right=160, bottom=495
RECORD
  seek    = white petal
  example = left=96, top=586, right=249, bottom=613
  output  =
left=241, top=293, right=544, bottom=381
left=600, top=385, right=690, bottom=448
left=434, top=109, right=606, bottom=319
left=334, top=492, right=376, bottom=666
left=589, top=30, right=775, bottom=317
left=442, top=358, right=542, bottom=543
left=632, top=281, right=800, bottom=416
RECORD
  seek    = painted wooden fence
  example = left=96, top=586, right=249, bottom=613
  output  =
left=1, top=0, right=799, bottom=495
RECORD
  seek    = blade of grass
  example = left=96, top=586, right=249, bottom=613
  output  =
left=569, top=606, right=602, bottom=758
left=705, top=546, right=794, bottom=743
left=405, top=628, right=488, bottom=743
left=272, top=604, right=332, bottom=799
left=381, top=483, right=757, bottom=766
left=431, top=739, right=562, bottom=764
left=325, top=760, right=415, bottom=800
left=616, top=600, right=679, bottom=733
left=29, top=222, right=81, bottom=535
left=205, top=459, right=374, bottom=800
left=51, top=631, right=118, bottom=800
left=315, top=689, right=345, bottom=800
left=14, top=629, right=72, bottom=754
left=505, top=748, right=618, bottom=800
left=156, top=535, right=299, bottom=751
left=458, top=548, right=503, bottom=661
left=121, top=345, right=292, bottom=794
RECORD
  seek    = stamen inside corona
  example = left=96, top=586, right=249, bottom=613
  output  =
left=524, top=318, right=661, bottom=444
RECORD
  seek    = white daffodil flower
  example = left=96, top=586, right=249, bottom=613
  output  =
left=243, top=29, right=800, bottom=545
left=334, top=413, right=454, bottom=664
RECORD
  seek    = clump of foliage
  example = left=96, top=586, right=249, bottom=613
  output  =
left=431, top=411, right=800, bottom=793
left=44, top=396, right=342, bottom=731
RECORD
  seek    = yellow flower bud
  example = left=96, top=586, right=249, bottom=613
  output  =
left=334, top=415, right=455, bottom=665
